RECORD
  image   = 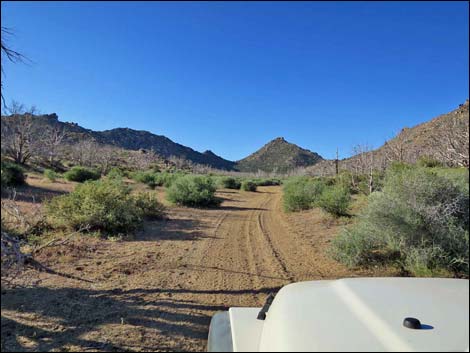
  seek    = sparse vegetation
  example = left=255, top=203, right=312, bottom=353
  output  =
left=166, top=174, right=221, bottom=207
left=64, top=166, right=100, bottom=183
left=131, top=170, right=157, bottom=188
left=106, top=167, right=124, bottom=179
left=43, top=168, right=59, bottom=182
left=46, top=178, right=164, bottom=234
left=331, top=165, right=469, bottom=277
left=241, top=180, right=257, bottom=192
left=252, top=178, right=282, bottom=186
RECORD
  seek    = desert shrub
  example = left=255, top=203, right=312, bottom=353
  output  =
left=154, top=172, right=185, bottom=188
left=252, top=178, right=282, bottom=186
left=241, top=180, right=257, bottom=192
left=218, top=176, right=241, bottom=189
left=317, top=185, right=351, bottom=217
left=107, top=167, right=124, bottom=179
left=334, top=172, right=354, bottom=192
left=133, top=192, right=165, bottom=219
left=355, top=171, right=385, bottom=195
left=1, top=162, right=26, bottom=187
left=282, top=177, right=325, bottom=212
left=46, top=179, right=164, bottom=234
left=331, top=166, right=469, bottom=277
left=44, top=169, right=59, bottom=182
left=64, top=166, right=100, bottom=183
left=166, top=175, right=221, bottom=207
left=417, top=155, right=443, bottom=168
left=131, top=170, right=157, bottom=188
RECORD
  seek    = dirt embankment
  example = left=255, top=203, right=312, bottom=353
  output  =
left=1, top=185, right=393, bottom=352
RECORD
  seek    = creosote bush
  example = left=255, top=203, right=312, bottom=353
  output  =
left=166, top=175, right=221, bottom=207
left=241, top=180, right=257, bottom=192
left=46, top=179, right=164, bottom=235
left=1, top=161, right=26, bottom=187
left=64, top=166, right=101, bottom=183
left=331, top=166, right=469, bottom=277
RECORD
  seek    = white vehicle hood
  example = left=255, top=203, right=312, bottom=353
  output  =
left=255, top=278, right=469, bottom=352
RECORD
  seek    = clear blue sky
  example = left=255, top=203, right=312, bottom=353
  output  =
left=1, top=1, right=468, bottom=160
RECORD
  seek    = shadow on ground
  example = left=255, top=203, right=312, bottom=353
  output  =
left=1, top=285, right=280, bottom=352
left=1, top=184, right=67, bottom=203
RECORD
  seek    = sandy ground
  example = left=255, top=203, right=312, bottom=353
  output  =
left=1, top=182, right=395, bottom=352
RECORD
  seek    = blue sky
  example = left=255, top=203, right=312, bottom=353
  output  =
left=1, top=1, right=468, bottom=161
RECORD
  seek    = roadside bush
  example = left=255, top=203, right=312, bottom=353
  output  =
left=166, top=175, right=221, bottom=207
left=317, top=185, right=351, bottom=217
left=64, top=166, right=100, bottom=183
left=44, top=169, right=59, bottom=182
left=331, top=166, right=469, bottom=277
left=241, top=180, right=257, bottom=192
left=46, top=179, right=164, bottom=234
left=253, top=178, right=282, bottom=186
left=218, top=176, right=241, bottom=189
left=282, top=177, right=325, bottom=212
left=1, top=162, right=26, bottom=187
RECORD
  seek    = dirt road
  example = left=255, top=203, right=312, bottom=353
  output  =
left=2, top=185, right=389, bottom=352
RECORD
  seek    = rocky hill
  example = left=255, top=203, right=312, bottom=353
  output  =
left=307, top=100, right=469, bottom=175
left=236, top=137, right=323, bottom=173
left=0, top=113, right=235, bottom=170
left=3, top=100, right=466, bottom=174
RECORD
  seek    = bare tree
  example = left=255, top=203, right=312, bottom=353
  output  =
left=128, top=149, right=162, bottom=170
left=433, top=115, right=469, bottom=168
left=351, top=144, right=375, bottom=194
left=1, top=101, right=39, bottom=164
left=1, top=27, right=27, bottom=107
left=70, top=139, right=96, bottom=167
left=39, top=125, right=67, bottom=167
left=94, top=145, right=121, bottom=174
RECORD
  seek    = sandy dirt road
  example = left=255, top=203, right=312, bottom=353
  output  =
left=1, top=185, right=388, bottom=352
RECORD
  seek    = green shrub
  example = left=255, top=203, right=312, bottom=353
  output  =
left=331, top=166, right=469, bottom=277
left=44, top=169, right=59, bottom=182
left=166, top=175, right=221, bottom=207
left=241, top=180, right=257, bottom=192
left=252, top=178, right=282, bottom=186
left=317, top=185, right=351, bottom=217
left=1, top=162, right=26, bottom=187
left=46, top=179, right=164, bottom=234
left=282, top=177, right=325, bottom=212
left=64, top=166, right=100, bottom=183
left=417, top=155, right=443, bottom=168
left=107, top=167, right=124, bottom=179
left=154, top=172, right=185, bottom=188
left=133, top=192, right=166, bottom=219
left=218, top=176, right=241, bottom=189
left=131, top=170, right=157, bottom=188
